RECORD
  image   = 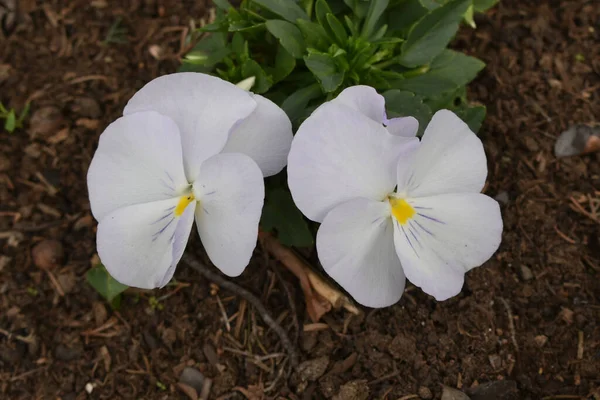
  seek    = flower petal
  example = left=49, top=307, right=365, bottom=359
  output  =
left=384, top=116, right=419, bottom=137
left=193, top=153, right=264, bottom=276
left=392, top=193, right=502, bottom=300
left=124, top=72, right=257, bottom=182
left=288, top=102, right=418, bottom=222
left=397, top=109, right=487, bottom=197
left=97, top=198, right=196, bottom=289
left=222, top=94, right=293, bottom=177
left=332, top=85, right=386, bottom=123
left=317, top=198, right=406, bottom=308
left=87, top=111, right=188, bottom=221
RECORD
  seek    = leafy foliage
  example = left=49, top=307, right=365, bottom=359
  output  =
left=86, top=263, right=128, bottom=308
left=0, top=102, right=29, bottom=133
left=180, top=0, right=496, bottom=246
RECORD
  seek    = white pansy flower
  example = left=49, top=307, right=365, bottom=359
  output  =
left=287, top=86, right=502, bottom=307
left=88, top=72, right=293, bottom=289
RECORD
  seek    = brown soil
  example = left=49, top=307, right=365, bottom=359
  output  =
left=1, top=0, right=599, bottom=399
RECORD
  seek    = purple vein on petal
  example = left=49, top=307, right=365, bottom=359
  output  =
left=160, top=178, right=175, bottom=192
left=408, top=225, right=422, bottom=248
left=417, top=213, right=445, bottom=224
left=152, top=217, right=174, bottom=241
left=413, top=220, right=434, bottom=237
left=165, top=171, right=174, bottom=183
left=399, top=222, right=419, bottom=258
left=150, top=212, right=172, bottom=225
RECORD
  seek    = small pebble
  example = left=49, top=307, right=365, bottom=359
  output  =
left=518, top=265, right=533, bottom=281
left=534, top=335, right=548, bottom=347
left=179, top=367, right=205, bottom=393
left=418, top=386, right=433, bottom=399
left=85, top=383, right=94, bottom=394
left=494, top=191, right=509, bottom=205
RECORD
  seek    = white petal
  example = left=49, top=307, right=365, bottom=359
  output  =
left=392, top=193, right=502, bottom=300
left=87, top=111, right=188, bottom=221
left=222, top=94, right=293, bottom=177
left=317, top=198, right=406, bottom=308
left=384, top=116, right=419, bottom=137
left=332, top=85, right=386, bottom=123
left=398, top=110, right=487, bottom=197
left=288, top=102, right=418, bottom=222
left=97, top=198, right=196, bottom=289
left=124, top=72, right=257, bottom=182
left=193, top=153, right=264, bottom=276
left=166, top=203, right=196, bottom=286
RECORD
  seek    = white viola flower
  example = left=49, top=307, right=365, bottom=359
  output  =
left=87, top=72, right=293, bottom=289
left=287, top=85, right=502, bottom=307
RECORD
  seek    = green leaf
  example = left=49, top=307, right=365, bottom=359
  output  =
left=231, top=32, right=246, bottom=56
left=304, top=52, right=345, bottom=92
left=213, top=0, right=233, bottom=10
left=315, top=0, right=333, bottom=28
left=455, top=104, right=486, bottom=133
left=86, top=264, right=129, bottom=304
left=296, top=20, right=330, bottom=50
left=261, top=188, right=314, bottom=247
left=265, top=19, right=306, bottom=58
left=344, top=15, right=358, bottom=36
left=383, top=90, right=433, bottom=136
left=183, top=33, right=230, bottom=70
left=387, top=0, right=428, bottom=37
left=423, top=86, right=466, bottom=111
left=281, top=83, right=322, bottom=122
left=419, top=0, right=451, bottom=10
left=473, top=0, right=497, bottom=12
left=241, top=59, right=272, bottom=93
left=344, top=0, right=369, bottom=18
left=4, top=110, right=16, bottom=132
left=361, top=0, right=389, bottom=39
left=273, top=45, right=296, bottom=82
left=253, top=0, right=309, bottom=23
left=398, top=0, right=471, bottom=67
left=326, top=13, right=348, bottom=45
left=394, top=50, right=485, bottom=96
left=463, top=4, right=475, bottom=28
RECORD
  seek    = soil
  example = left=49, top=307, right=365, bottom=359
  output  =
left=1, top=0, right=599, bottom=399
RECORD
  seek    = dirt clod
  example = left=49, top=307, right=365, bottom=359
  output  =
left=29, top=106, right=64, bottom=139
left=468, top=380, right=519, bottom=400
left=54, top=344, right=82, bottom=361
left=418, top=386, right=433, bottom=399
left=388, top=334, right=417, bottom=361
left=333, top=380, right=369, bottom=400
left=31, top=239, right=64, bottom=270
left=298, top=356, right=330, bottom=382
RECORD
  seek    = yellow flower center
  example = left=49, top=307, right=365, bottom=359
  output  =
left=174, top=193, right=195, bottom=216
left=389, top=197, right=415, bottom=225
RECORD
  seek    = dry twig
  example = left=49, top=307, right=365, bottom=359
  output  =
left=182, top=254, right=299, bottom=368
left=499, top=297, right=519, bottom=352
